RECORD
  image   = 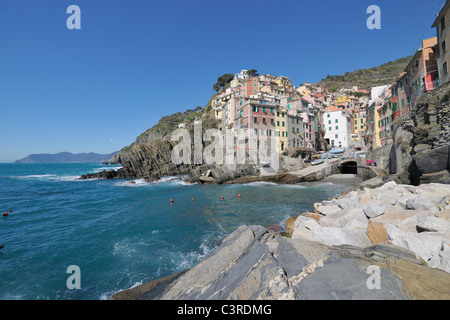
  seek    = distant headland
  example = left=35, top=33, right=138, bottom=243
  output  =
left=14, top=151, right=119, bottom=163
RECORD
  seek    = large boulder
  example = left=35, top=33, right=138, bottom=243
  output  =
left=362, top=201, right=386, bottom=218
left=366, top=221, right=389, bottom=245
left=385, top=224, right=450, bottom=273
left=412, top=145, right=449, bottom=174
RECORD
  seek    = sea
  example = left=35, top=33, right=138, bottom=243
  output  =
left=0, top=163, right=355, bottom=300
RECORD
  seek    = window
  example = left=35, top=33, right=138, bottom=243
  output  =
left=252, top=106, right=256, bottom=112
left=355, top=120, right=357, bottom=125
left=277, top=121, right=280, bottom=126
left=401, top=99, right=405, bottom=108
left=329, top=120, right=331, bottom=124
left=442, top=40, right=447, bottom=54
left=361, top=119, right=363, bottom=124
left=282, top=121, right=285, bottom=127
left=296, top=128, right=299, bottom=133
left=355, top=126, right=357, bottom=130
left=296, top=119, right=299, bottom=124
left=392, top=102, right=398, bottom=111
left=262, top=107, right=266, bottom=113
left=254, top=129, right=258, bottom=135
left=327, top=114, right=330, bottom=118
left=444, top=61, right=448, bottom=76
left=335, top=126, right=339, bottom=130
left=441, top=17, right=446, bottom=32
left=254, top=117, right=258, bottom=124
left=361, top=125, right=364, bottom=129
left=335, top=134, right=338, bottom=138
left=335, top=119, right=338, bottom=123
left=329, top=127, right=332, bottom=131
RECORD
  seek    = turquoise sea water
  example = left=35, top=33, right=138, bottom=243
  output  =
left=0, top=163, right=352, bottom=300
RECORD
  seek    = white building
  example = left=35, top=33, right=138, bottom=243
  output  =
left=370, top=85, right=390, bottom=102
left=323, top=109, right=352, bottom=149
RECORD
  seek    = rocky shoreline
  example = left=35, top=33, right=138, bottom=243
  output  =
left=111, top=179, right=450, bottom=300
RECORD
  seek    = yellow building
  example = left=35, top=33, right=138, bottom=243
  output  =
left=275, top=76, right=294, bottom=90
left=352, top=110, right=367, bottom=136
left=275, top=108, right=288, bottom=153
left=213, top=104, right=223, bottom=120
left=335, top=95, right=351, bottom=104
left=296, top=85, right=311, bottom=96
left=432, top=0, right=450, bottom=85
left=373, top=106, right=381, bottom=149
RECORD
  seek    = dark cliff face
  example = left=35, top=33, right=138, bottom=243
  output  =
left=80, top=140, right=194, bottom=180
left=112, top=140, right=194, bottom=178
left=389, top=82, right=450, bottom=185
left=80, top=117, right=223, bottom=180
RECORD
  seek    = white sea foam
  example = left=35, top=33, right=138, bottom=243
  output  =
left=10, top=174, right=81, bottom=182
left=113, top=175, right=193, bottom=187
left=15, top=174, right=56, bottom=179
left=92, top=166, right=122, bottom=173
left=112, top=240, right=137, bottom=256
left=243, top=181, right=278, bottom=186
left=114, top=179, right=148, bottom=187
left=99, top=280, right=144, bottom=300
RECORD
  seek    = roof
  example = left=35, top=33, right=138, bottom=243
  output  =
left=432, top=0, right=450, bottom=28
left=404, top=37, right=438, bottom=71
left=325, top=105, right=346, bottom=113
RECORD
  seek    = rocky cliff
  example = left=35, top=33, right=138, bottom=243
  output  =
left=388, top=82, right=450, bottom=185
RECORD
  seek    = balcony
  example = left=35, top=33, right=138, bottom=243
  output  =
left=424, top=79, right=441, bottom=92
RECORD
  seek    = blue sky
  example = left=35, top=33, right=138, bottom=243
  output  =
left=0, top=0, right=443, bottom=162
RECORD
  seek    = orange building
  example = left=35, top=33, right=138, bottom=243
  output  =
left=404, top=37, right=438, bottom=107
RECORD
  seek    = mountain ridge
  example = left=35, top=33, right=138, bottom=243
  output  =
left=15, top=151, right=119, bottom=163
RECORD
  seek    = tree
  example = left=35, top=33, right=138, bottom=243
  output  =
left=213, top=73, right=234, bottom=92
left=246, top=69, right=259, bottom=77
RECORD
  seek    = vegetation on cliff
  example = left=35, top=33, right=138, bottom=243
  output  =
left=316, top=56, right=413, bottom=91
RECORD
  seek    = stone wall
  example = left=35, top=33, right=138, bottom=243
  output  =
left=388, top=82, right=450, bottom=185
left=367, top=143, right=392, bottom=172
